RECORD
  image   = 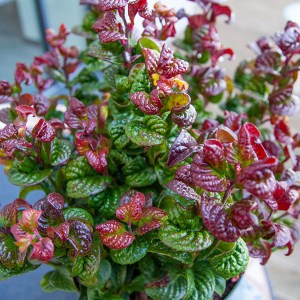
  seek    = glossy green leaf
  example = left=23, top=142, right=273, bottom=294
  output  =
left=67, top=176, right=111, bottom=199
left=108, top=119, right=130, bottom=150
left=0, top=260, right=39, bottom=281
left=159, top=222, right=214, bottom=252
left=149, top=241, right=194, bottom=265
left=110, top=238, right=149, bottom=265
left=209, top=239, right=249, bottom=279
left=7, top=167, right=52, bottom=186
left=97, top=259, right=112, bottom=288
left=41, top=268, right=78, bottom=292
left=50, top=138, right=72, bottom=166
left=71, top=256, right=84, bottom=277
left=88, top=187, right=127, bottom=219
left=139, top=37, right=161, bottom=52
left=64, top=156, right=98, bottom=181
left=125, top=168, right=157, bottom=187
left=130, top=65, right=151, bottom=94
left=63, top=208, right=94, bottom=226
left=145, top=270, right=187, bottom=300
left=187, top=262, right=216, bottom=300
left=125, top=115, right=167, bottom=146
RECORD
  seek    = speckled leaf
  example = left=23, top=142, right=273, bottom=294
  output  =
left=125, top=115, right=167, bottom=146
left=67, top=176, right=111, bottom=199
left=41, top=268, right=77, bottom=292
left=159, top=222, right=214, bottom=252
left=108, top=119, right=130, bottom=150
left=31, top=118, right=55, bottom=142
left=209, top=239, right=249, bottom=279
left=50, top=138, right=72, bottom=166
left=96, top=220, right=135, bottom=250
left=187, top=262, right=216, bottom=300
left=167, top=180, right=200, bottom=201
left=110, top=238, right=148, bottom=265
left=7, top=167, right=52, bottom=187
left=125, top=168, right=157, bottom=187
left=64, top=156, right=98, bottom=181
left=0, top=260, right=38, bottom=281
left=71, top=255, right=84, bottom=277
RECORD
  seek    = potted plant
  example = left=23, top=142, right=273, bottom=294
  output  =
left=0, top=0, right=299, bottom=299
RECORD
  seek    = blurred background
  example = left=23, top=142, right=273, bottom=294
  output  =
left=0, top=0, right=300, bottom=299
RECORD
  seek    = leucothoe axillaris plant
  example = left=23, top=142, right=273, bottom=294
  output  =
left=0, top=0, right=300, bottom=299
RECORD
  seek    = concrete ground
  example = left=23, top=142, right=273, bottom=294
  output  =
left=0, top=1, right=300, bottom=300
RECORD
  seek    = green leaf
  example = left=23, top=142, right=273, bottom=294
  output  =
left=50, top=138, right=72, bottom=166
left=88, top=187, right=127, bottom=219
left=123, top=275, right=146, bottom=294
left=19, top=184, right=45, bottom=199
left=208, top=239, right=249, bottom=279
left=88, top=40, right=123, bottom=64
left=148, top=241, right=194, bottom=265
left=162, top=92, right=191, bottom=112
left=139, top=37, right=161, bottom=52
left=181, top=269, right=195, bottom=300
left=41, top=268, right=78, bottom=292
left=145, top=270, right=187, bottom=300
left=125, top=168, right=157, bottom=187
left=98, top=259, right=112, bottom=288
left=214, top=275, right=226, bottom=297
left=125, top=115, right=167, bottom=146
left=130, top=65, right=151, bottom=94
left=63, top=208, right=94, bottom=226
left=64, top=156, right=98, bottom=181
left=71, top=256, right=84, bottom=277
left=67, top=176, right=111, bottom=199
left=0, top=260, right=39, bottom=281
left=79, top=237, right=101, bottom=286
left=187, top=262, right=216, bottom=300
left=159, top=222, right=214, bottom=252
left=108, top=119, right=130, bottom=150
left=110, top=238, right=149, bottom=265
left=7, top=167, right=52, bottom=186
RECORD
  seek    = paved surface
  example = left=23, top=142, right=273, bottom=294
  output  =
left=0, top=1, right=300, bottom=299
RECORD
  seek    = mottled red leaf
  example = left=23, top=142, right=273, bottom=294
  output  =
left=166, top=129, right=198, bottom=168
left=99, top=0, right=128, bottom=11
left=31, top=118, right=55, bottom=142
left=33, top=94, right=50, bottom=116
left=191, top=152, right=227, bottom=192
left=171, top=104, right=197, bottom=127
left=130, top=90, right=162, bottom=115
left=96, top=220, right=135, bottom=250
left=92, top=12, right=126, bottom=43
left=274, top=119, right=294, bottom=145
left=86, top=148, right=108, bottom=173
left=166, top=179, right=200, bottom=201
left=0, top=124, right=17, bottom=143
left=142, top=48, right=160, bottom=75
left=42, top=193, right=65, bottom=219
left=203, top=139, right=226, bottom=169
left=15, top=105, right=36, bottom=122
left=29, top=237, right=54, bottom=262
left=116, top=192, right=146, bottom=223
left=231, top=200, right=258, bottom=229
left=199, top=194, right=242, bottom=242
left=18, top=208, right=43, bottom=231
left=137, top=207, right=167, bottom=235
left=47, top=222, right=70, bottom=242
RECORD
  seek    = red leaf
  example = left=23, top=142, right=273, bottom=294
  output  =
left=238, top=122, right=267, bottom=163
left=92, top=12, right=126, bottom=43
left=224, top=111, right=247, bottom=133
left=19, top=208, right=43, bottom=231
left=274, top=119, right=294, bottom=145
left=171, top=104, right=197, bottom=127
left=188, top=14, right=208, bottom=30
left=15, top=105, right=36, bottom=122
left=116, top=192, right=146, bottom=223
left=199, top=194, right=242, bottom=242
left=47, top=222, right=70, bottom=242
left=31, top=118, right=56, bottom=142
left=231, top=200, right=258, bottom=230
left=203, top=139, right=226, bottom=169
left=130, top=90, right=162, bottom=115
left=0, top=124, right=17, bottom=143
left=174, top=165, right=194, bottom=186
left=0, top=198, right=31, bottom=227
left=191, top=153, right=227, bottom=192
left=157, top=44, right=189, bottom=79
left=42, top=193, right=65, bottom=219
left=137, top=207, right=167, bottom=235
left=14, top=63, right=32, bottom=87
left=29, top=237, right=54, bottom=262
left=33, top=94, right=50, bottom=116
left=240, top=157, right=278, bottom=201
left=166, top=129, right=198, bottom=168
left=211, top=3, right=232, bottom=23
left=142, top=48, right=160, bottom=75
left=128, top=0, right=151, bottom=25
left=86, top=148, right=108, bottom=173
left=99, top=0, right=129, bottom=11
left=166, top=179, right=200, bottom=201
left=96, top=220, right=135, bottom=250
left=65, top=97, right=87, bottom=130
